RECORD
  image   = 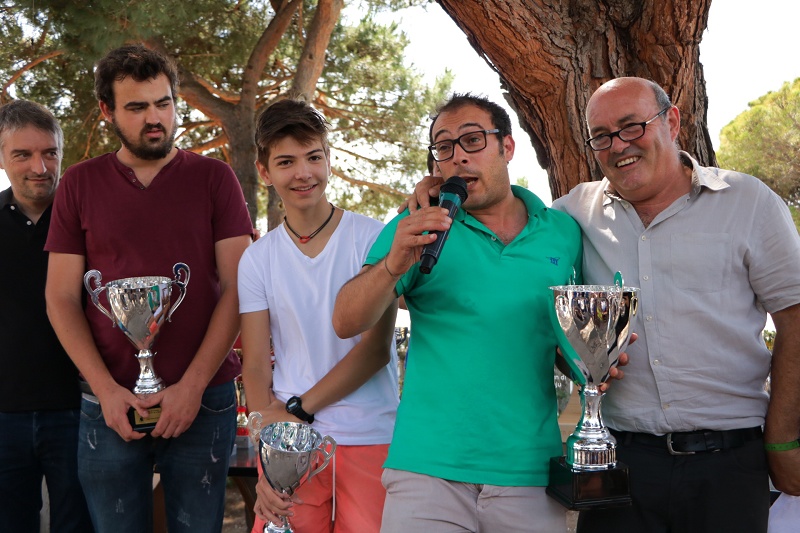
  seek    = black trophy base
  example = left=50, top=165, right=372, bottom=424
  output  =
left=128, top=406, right=162, bottom=433
left=546, top=457, right=632, bottom=511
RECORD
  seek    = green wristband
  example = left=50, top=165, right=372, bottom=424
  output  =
left=764, top=440, right=800, bottom=452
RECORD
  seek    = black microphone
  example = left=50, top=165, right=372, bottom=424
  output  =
left=419, top=176, right=468, bottom=274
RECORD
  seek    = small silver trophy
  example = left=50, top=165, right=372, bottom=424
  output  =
left=546, top=273, right=639, bottom=510
left=247, top=414, right=336, bottom=533
left=84, top=263, right=189, bottom=431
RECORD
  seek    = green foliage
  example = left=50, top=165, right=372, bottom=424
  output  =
left=717, top=78, right=800, bottom=206
left=0, top=0, right=449, bottom=219
left=321, top=14, right=452, bottom=216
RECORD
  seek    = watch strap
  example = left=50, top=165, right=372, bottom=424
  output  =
left=286, top=396, right=315, bottom=424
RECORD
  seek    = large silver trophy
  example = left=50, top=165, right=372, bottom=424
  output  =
left=247, top=414, right=336, bottom=533
left=84, top=263, right=190, bottom=431
left=546, top=273, right=639, bottom=510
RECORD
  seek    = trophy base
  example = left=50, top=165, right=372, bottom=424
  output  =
left=128, top=406, right=162, bottom=433
left=546, top=457, right=632, bottom=510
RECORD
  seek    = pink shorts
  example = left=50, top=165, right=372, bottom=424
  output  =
left=251, top=443, right=389, bottom=533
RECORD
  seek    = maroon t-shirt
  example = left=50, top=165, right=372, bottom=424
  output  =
left=46, top=150, right=251, bottom=389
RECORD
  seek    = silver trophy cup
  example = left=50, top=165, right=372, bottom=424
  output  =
left=546, top=276, right=639, bottom=510
left=247, top=414, right=336, bottom=533
left=84, top=263, right=190, bottom=395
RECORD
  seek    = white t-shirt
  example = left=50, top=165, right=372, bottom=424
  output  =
left=238, top=210, right=398, bottom=444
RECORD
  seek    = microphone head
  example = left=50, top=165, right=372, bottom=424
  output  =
left=441, top=175, right=468, bottom=203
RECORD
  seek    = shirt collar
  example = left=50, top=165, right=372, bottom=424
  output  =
left=680, top=151, right=729, bottom=194
left=455, top=184, right=546, bottom=223
left=0, top=187, right=14, bottom=209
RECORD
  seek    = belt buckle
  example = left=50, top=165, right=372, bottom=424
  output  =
left=667, top=433, right=695, bottom=455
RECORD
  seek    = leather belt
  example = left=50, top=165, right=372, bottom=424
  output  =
left=79, top=380, right=95, bottom=396
left=612, top=427, right=763, bottom=455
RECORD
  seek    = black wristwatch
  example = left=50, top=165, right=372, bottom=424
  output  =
left=285, top=396, right=315, bottom=424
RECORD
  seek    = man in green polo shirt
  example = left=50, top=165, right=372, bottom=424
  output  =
left=333, top=93, right=582, bottom=532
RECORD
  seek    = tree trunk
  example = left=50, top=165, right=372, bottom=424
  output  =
left=267, top=0, right=344, bottom=231
left=224, top=105, right=260, bottom=226
left=437, top=0, right=715, bottom=200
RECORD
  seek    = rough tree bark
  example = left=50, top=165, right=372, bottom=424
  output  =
left=437, top=0, right=716, bottom=200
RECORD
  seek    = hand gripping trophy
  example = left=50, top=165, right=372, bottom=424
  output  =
left=547, top=272, right=639, bottom=510
left=247, top=413, right=336, bottom=533
left=83, top=262, right=190, bottom=432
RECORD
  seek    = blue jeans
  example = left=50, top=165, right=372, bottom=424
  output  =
left=78, top=382, right=236, bottom=533
left=0, top=409, right=93, bottom=533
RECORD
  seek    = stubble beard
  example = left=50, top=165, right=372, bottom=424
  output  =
left=113, top=118, right=178, bottom=161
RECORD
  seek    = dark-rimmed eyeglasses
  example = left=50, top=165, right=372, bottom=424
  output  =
left=428, top=129, right=500, bottom=162
left=585, top=107, right=670, bottom=151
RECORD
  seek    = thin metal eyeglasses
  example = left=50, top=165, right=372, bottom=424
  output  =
left=428, top=129, right=500, bottom=162
left=585, top=107, right=670, bottom=151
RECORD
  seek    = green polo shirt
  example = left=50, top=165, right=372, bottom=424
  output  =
left=366, top=186, right=583, bottom=486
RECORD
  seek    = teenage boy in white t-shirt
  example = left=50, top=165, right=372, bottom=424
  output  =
left=238, top=99, right=399, bottom=533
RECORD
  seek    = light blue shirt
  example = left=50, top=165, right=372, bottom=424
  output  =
left=553, top=152, right=800, bottom=434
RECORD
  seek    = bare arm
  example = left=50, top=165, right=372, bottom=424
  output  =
left=240, top=310, right=276, bottom=418
left=46, top=252, right=147, bottom=441
left=333, top=206, right=450, bottom=338
left=765, top=302, right=800, bottom=495
left=148, top=234, right=252, bottom=438
left=243, top=284, right=398, bottom=525
left=244, top=288, right=398, bottom=419
left=303, top=300, right=398, bottom=414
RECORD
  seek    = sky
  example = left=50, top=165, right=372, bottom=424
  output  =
left=2, top=0, right=799, bottom=203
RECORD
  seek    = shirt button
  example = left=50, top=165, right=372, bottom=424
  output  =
left=26, top=220, right=32, bottom=225
left=653, top=359, right=661, bottom=365
left=663, top=403, right=670, bottom=409
left=491, top=236, right=496, bottom=241
left=646, top=315, right=653, bottom=321
left=643, top=275, right=649, bottom=281
left=10, top=205, right=15, bottom=210
left=641, top=235, right=646, bottom=241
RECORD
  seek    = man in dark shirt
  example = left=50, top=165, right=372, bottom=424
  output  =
left=0, top=99, right=92, bottom=532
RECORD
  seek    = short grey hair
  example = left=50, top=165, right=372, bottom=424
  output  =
left=0, top=99, right=63, bottom=155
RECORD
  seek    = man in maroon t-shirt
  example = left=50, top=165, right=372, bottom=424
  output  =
left=44, top=44, right=252, bottom=533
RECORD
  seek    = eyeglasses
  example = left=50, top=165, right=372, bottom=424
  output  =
left=428, top=129, right=500, bottom=162
left=585, top=107, right=671, bottom=151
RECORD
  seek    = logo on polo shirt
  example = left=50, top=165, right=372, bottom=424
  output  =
left=547, top=257, right=560, bottom=266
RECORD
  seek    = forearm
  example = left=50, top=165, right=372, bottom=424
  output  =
left=240, top=312, right=276, bottom=414
left=333, top=261, right=400, bottom=338
left=47, top=295, right=116, bottom=392
left=179, top=286, right=241, bottom=392
left=765, top=304, right=800, bottom=442
left=45, top=253, right=118, bottom=393
left=303, top=301, right=398, bottom=414
left=179, top=234, right=251, bottom=392
left=763, top=303, right=800, bottom=494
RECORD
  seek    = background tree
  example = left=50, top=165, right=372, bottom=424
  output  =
left=435, top=0, right=716, bottom=199
left=0, top=0, right=451, bottom=228
left=717, top=78, right=800, bottom=207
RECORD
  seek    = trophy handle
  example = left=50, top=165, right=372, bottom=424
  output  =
left=550, top=294, right=589, bottom=387
left=306, top=435, right=336, bottom=483
left=246, top=411, right=263, bottom=446
left=83, top=269, right=115, bottom=323
left=167, top=262, right=190, bottom=322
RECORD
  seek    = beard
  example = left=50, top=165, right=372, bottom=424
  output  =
left=112, top=118, right=178, bottom=161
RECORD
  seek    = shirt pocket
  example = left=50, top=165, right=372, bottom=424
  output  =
left=670, top=233, right=731, bottom=293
